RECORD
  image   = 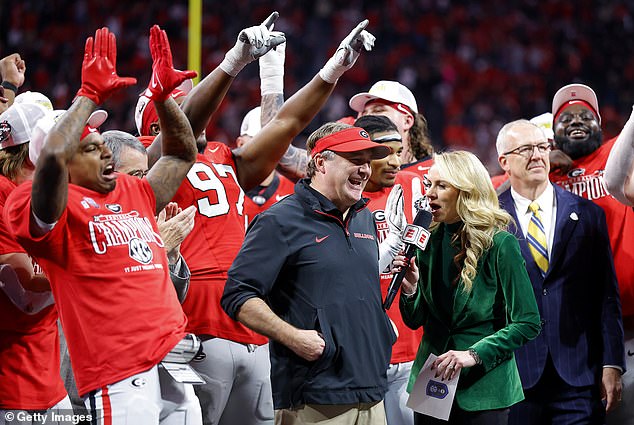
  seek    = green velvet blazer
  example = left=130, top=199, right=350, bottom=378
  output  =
left=400, top=227, right=540, bottom=411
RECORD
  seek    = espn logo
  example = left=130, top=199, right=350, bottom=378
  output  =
left=401, top=224, right=430, bottom=250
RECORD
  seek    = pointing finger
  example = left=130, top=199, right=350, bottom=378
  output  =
left=261, top=11, right=279, bottom=30
left=349, top=19, right=369, bottom=40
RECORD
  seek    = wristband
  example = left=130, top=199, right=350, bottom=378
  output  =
left=402, top=287, right=417, bottom=298
left=1, top=81, right=18, bottom=94
left=468, top=348, right=482, bottom=365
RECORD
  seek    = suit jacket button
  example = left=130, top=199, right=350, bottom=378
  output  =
left=542, top=288, right=548, bottom=295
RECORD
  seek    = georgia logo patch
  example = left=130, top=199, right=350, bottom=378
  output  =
left=105, top=203, right=122, bottom=213
left=567, top=168, right=585, bottom=178
left=129, top=237, right=153, bottom=264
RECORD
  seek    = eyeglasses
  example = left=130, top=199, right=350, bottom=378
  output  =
left=503, top=142, right=552, bottom=158
left=127, top=169, right=149, bottom=179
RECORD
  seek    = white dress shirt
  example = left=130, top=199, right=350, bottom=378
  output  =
left=510, top=183, right=557, bottom=260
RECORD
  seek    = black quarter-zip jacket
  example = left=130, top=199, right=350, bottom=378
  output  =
left=222, top=178, right=396, bottom=409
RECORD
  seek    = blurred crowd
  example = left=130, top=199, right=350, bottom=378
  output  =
left=3, top=0, right=634, bottom=172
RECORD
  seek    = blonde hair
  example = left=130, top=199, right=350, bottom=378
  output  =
left=0, top=143, right=30, bottom=181
left=432, top=150, right=511, bottom=292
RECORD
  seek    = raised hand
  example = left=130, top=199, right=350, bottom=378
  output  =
left=259, top=40, right=286, bottom=96
left=145, top=25, right=198, bottom=102
left=319, top=19, right=376, bottom=84
left=386, top=183, right=406, bottom=236
left=0, top=53, right=26, bottom=90
left=76, top=27, right=137, bottom=105
left=378, top=184, right=406, bottom=272
left=219, top=12, right=286, bottom=77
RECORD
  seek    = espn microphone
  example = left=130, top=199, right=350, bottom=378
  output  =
left=383, top=208, right=432, bottom=310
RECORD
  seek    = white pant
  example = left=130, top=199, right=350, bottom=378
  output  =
left=84, top=364, right=202, bottom=425
left=606, top=329, right=634, bottom=425
left=0, top=396, right=72, bottom=425
left=192, top=339, right=273, bottom=425
left=384, top=361, right=414, bottom=425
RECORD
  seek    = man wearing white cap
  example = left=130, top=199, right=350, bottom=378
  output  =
left=549, top=83, right=634, bottom=425
left=0, top=102, right=73, bottom=421
left=236, top=107, right=295, bottom=225
left=349, top=80, right=434, bottom=176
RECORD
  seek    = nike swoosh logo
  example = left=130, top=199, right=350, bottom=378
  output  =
left=315, top=235, right=329, bottom=243
left=208, top=147, right=220, bottom=153
left=150, top=73, right=159, bottom=89
left=628, top=350, right=634, bottom=357
left=275, top=194, right=289, bottom=202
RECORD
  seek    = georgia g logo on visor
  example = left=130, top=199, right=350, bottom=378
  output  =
left=0, top=121, right=12, bottom=143
left=359, top=130, right=370, bottom=139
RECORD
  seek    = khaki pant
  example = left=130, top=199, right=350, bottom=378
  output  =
left=275, top=401, right=386, bottom=425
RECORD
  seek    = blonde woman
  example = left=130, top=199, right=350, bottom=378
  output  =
left=399, top=150, right=540, bottom=425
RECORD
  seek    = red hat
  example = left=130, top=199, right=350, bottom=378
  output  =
left=134, top=78, right=193, bottom=136
left=138, top=135, right=156, bottom=149
left=311, top=127, right=391, bottom=159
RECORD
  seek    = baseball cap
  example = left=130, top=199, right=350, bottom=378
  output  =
left=14, top=91, right=54, bottom=111
left=349, top=80, right=418, bottom=114
left=552, top=83, right=601, bottom=124
left=240, top=107, right=261, bottom=137
left=134, top=78, right=193, bottom=136
left=29, top=109, right=108, bottom=165
left=311, top=127, right=391, bottom=160
left=0, top=103, right=48, bottom=150
left=529, top=112, right=554, bottom=140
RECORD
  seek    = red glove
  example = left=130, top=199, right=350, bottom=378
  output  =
left=76, top=27, right=137, bottom=105
left=146, top=25, right=197, bottom=102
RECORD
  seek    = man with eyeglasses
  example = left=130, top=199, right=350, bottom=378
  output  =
left=548, top=84, right=634, bottom=425
left=102, top=129, right=193, bottom=304
left=496, top=119, right=624, bottom=425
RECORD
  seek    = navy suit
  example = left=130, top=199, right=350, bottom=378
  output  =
left=499, top=184, right=625, bottom=424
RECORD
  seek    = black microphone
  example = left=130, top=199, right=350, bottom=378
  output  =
left=383, top=208, right=432, bottom=310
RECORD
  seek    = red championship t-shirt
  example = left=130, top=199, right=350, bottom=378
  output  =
left=364, top=171, right=424, bottom=363
left=244, top=172, right=295, bottom=225
left=173, top=143, right=267, bottom=344
left=4, top=175, right=187, bottom=397
left=0, top=176, right=66, bottom=409
left=550, top=137, right=634, bottom=317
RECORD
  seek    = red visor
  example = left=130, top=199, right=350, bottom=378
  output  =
left=310, top=127, right=391, bottom=159
left=554, top=100, right=598, bottom=122
left=139, top=89, right=187, bottom=136
left=367, top=99, right=415, bottom=117
left=80, top=125, right=99, bottom=141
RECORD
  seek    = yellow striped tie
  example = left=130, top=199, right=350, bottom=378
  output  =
left=527, top=202, right=549, bottom=276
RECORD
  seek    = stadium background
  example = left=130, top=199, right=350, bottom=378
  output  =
left=2, top=0, right=634, bottom=173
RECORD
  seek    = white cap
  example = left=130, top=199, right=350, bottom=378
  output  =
left=240, top=107, right=262, bottom=137
left=29, top=109, right=108, bottom=165
left=529, top=112, right=554, bottom=140
left=0, top=103, right=48, bottom=150
left=14, top=91, right=54, bottom=111
left=552, top=83, right=601, bottom=124
left=349, top=80, right=418, bottom=114
left=134, top=77, right=193, bottom=136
